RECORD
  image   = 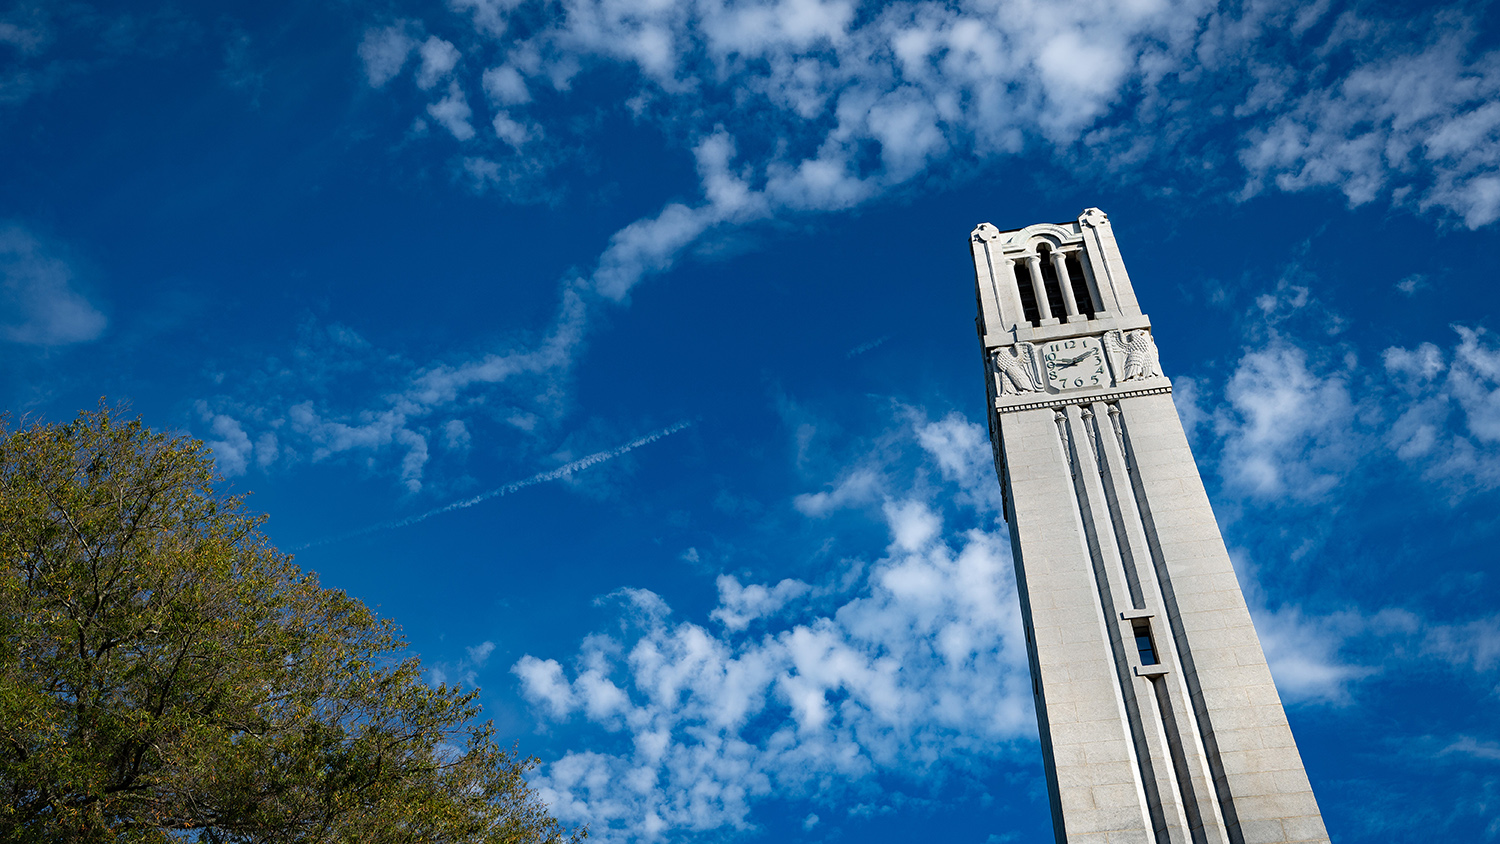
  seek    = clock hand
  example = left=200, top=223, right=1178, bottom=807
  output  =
left=1057, top=349, right=1097, bottom=369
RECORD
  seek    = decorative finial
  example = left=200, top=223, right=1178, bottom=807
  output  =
left=971, top=222, right=1001, bottom=242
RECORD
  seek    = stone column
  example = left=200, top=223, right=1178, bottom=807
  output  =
left=1026, top=255, right=1056, bottom=324
left=1051, top=249, right=1081, bottom=320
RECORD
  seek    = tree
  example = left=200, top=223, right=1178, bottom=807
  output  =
left=0, top=406, right=581, bottom=843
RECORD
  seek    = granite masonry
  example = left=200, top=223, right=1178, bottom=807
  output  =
left=971, top=209, right=1330, bottom=844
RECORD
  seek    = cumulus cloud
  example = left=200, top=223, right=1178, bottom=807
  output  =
left=0, top=225, right=106, bottom=346
left=1250, top=597, right=1500, bottom=706
left=510, top=404, right=1500, bottom=840
left=361, top=0, right=1500, bottom=314
left=358, top=22, right=420, bottom=87
left=1422, top=615, right=1500, bottom=674
left=913, top=410, right=1004, bottom=515
left=427, top=79, right=476, bottom=140
left=516, top=505, right=1030, bottom=840
left=1384, top=327, right=1500, bottom=491
left=443, top=419, right=472, bottom=451
left=416, top=36, right=462, bottom=90
left=1194, top=306, right=1500, bottom=503
left=793, top=466, right=883, bottom=518
left=1214, top=341, right=1360, bottom=500
left=1239, top=30, right=1500, bottom=227
left=481, top=63, right=530, bottom=105
left=468, top=640, right=497, bottom=667
left=490, top=110, right=534, bottom=147
left=709, top=575, right=810, bottom=631
left=336, top=1, right=1500, bottom=489
left=198, top=407, right=255, bottom=477
left=451, top=0, right=522, bottom=37
left=513, top=414, right=1031, bottom=840
left=1252, top=604, right=1377, bottom=705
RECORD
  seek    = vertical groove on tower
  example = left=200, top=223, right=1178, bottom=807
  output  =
left=974, top=210, right=1329, bottom=844
left=1112, top=403, right=1243, bottom=842
left=1060, top=405, right=1181, bottom=842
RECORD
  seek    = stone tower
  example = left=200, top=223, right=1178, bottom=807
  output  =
left=970, top=209, right=1329, bottom=844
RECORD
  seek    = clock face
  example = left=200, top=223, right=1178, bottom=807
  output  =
left=1041, top=337, right=1108, bottom=391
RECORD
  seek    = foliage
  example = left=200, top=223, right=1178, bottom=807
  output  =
left=0, top=406, right=581, bottom=843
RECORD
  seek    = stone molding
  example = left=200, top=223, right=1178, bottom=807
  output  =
left=994, top=384, right=1172, bottom=415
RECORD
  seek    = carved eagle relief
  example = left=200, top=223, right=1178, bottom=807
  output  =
left=993, top=342, right=1041, bottom=394
left=1103, top=329, right=1162, bottom=381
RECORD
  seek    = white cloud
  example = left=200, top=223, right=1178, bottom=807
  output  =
left=1395, top=273, right=1427, bottom=296
left=443, top=419, right=472, bottom=451
left=709, top=575, right=810, bottom=631
left=793, top=466, right=883, bottom=517
left=912, top=410, right=1003, bottom=515
left=1252, top=605, right=1376, bottom=705
left=1440, top=736, right=1500, bottom=761
left=1384, top=326, right=1500, bottom=490
left=254, top=432, right=279, bottom=469
left=198, top=281, right=588, bottom=490
left=427, top=80, right=476, bottom=140
left=1422, top=615, right=1500, bottom=673
left=1185, top=313, right=1500, bottom=508
left=1214, top=341, right=1360, bottom=500
left=589, top=131, right=768, bottom=300
left=1239, top=30, right=1500, bottom=227
left=0, top=225, right=106, bottom=346
left=338, top=2, right=1500, bottom=498
left=361, top=1, right=1500, bottom=331
left=416, top=36, right=462, bottom=90
left=504, top=394, right=1500, bottom=840
left=513, top=417, right=1033, bottom=841
left=1251, top=600, right=1500, bottom=705
left=468, top=640, right=497, bottom=666
left=0, top=18, right=48, bottom=55
left=450, top=0, right=522, bottom=37
left=394, top=428, right=430, bottom=492
left=204, top=411, right=253, bottom=477
left=482, top=63, right=530, bottom=105
left=491, top=110, right=535, bottom=147
left=516, top=506, right=1030, bottom=840
left=358, top=22, right=419, bottom=88
left=1171, top=376, right=1207, bottom=444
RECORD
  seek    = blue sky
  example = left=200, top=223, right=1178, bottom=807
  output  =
left=4, top=0, right=1500, bottom=840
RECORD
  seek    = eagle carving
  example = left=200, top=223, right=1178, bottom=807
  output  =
left=1102, top=329, right=1161, bottom=381
left=993, top=343, right=1041, bottom=394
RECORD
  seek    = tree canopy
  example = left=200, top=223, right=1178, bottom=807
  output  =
left=0, top=406, right=581, bottom=843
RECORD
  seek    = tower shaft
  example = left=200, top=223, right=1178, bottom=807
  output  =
left=973, top=210, right=1329, bottom=844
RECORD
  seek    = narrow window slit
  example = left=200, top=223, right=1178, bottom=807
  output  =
left=1133, top=622, right=1159, bottom=666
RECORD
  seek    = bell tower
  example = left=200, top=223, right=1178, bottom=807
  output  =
left=971, top=209, right=1329, bottom=844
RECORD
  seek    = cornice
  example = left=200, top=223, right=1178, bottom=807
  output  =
left=995, top=384, right=1173, bottom=415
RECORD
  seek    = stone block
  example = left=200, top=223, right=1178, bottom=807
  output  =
left=1281, top=814, right=1330, bottom=842
left=1237, top=818, right=1289, bottom=844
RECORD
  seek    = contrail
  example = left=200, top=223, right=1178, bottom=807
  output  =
left=846, top=334, right=891, bottom=358
left=294, top=420, right=693, bottom=550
